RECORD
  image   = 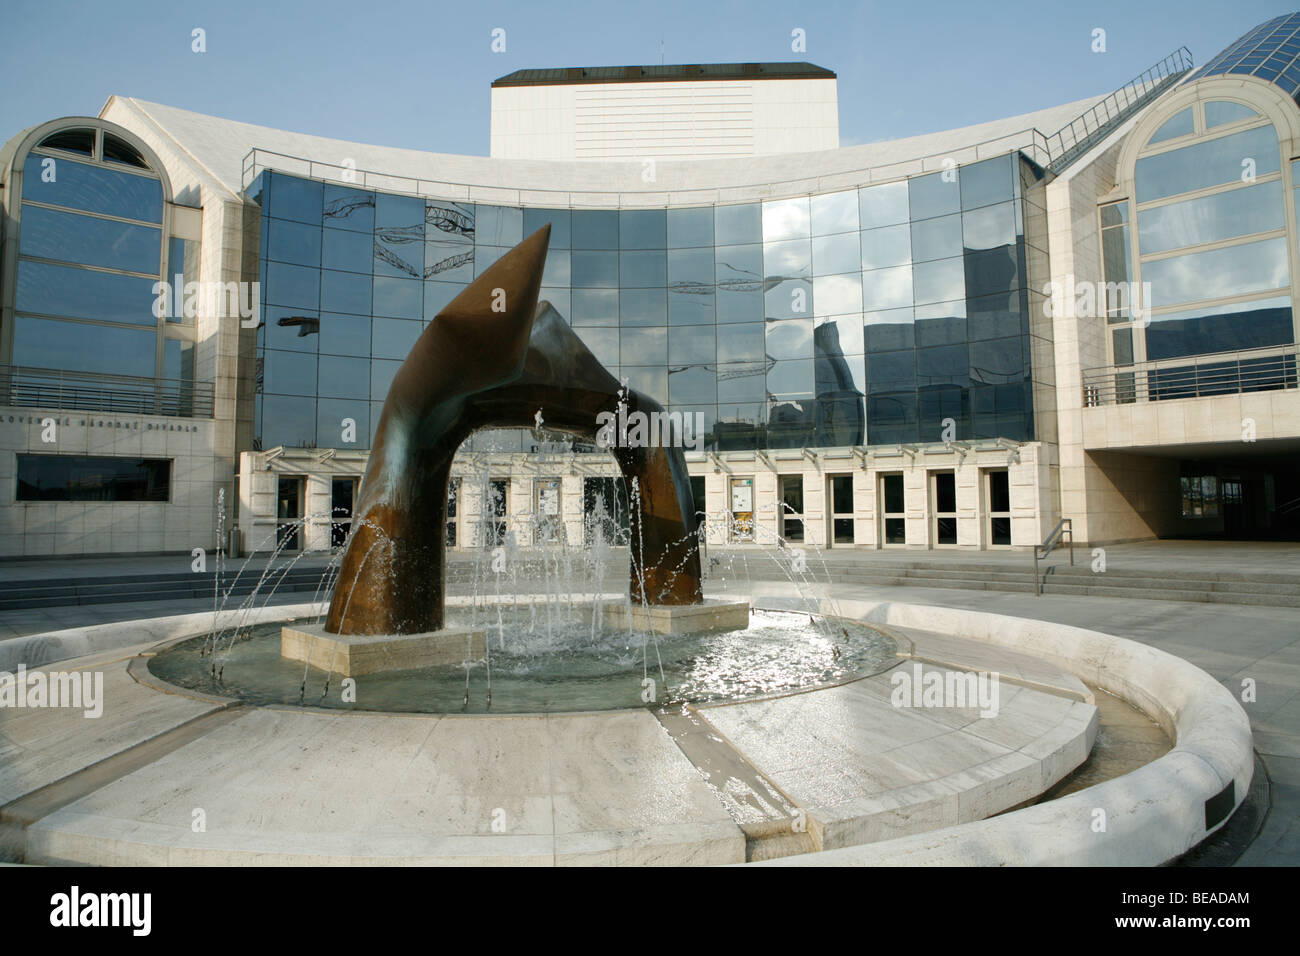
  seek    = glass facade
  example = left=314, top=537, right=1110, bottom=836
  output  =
left=1201, top=13, right=1300, bottom=104
left=250, top=154, right=1041, bottom=451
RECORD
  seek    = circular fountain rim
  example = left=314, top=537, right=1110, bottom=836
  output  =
left=137, top=596, right=907, bottom=719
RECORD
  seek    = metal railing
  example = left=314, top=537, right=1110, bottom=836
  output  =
left=1043, top=47, right=1194, bottom=174
left=1081, top=343, right=1299, bottom=407
left=1033, top=518, right=1074, bottom=596
left=0, top=365, right=214, bottom=418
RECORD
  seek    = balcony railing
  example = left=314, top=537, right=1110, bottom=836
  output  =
left=1081, top=343, right=1299, bottom=407
left=0, top=366, right=214, bottom=418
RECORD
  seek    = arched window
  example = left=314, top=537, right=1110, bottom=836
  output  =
left=3, top=119, right=197, bottom=411
left=1105, top=87, right=1298, bottom=397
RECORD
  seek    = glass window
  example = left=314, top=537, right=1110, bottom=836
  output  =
left=762, top=197, right=811, bottom=240
left=19, top=206, right=160, bottom=274
left=862, top=264, right=914, bottom=312
left=476, top=205, right=523, bottom=246
left=22, top=153, right=162, bottom=222
left=766, top=317, right=813, bottom=357
left=815, top=313, right=864, bottom=356
left=765, top=278, right=811, bottom=320
left=12, top=315, right=156, bottom=377
left=669, top=285, right=714, bottom=325
left=1142, top=236, right=1288, bottom=309
left=865, top=307, right=915, bottom=352
left=99, top=134, right=148, bottom=167
left=1148, top=107, right=1194, bottom=145
left=267, top=218, right=322, bottom=267
left=967, top=293, right=1021, bottom=341
left=541, top=249, right=570, bottom=287
left=575, top=327, right=619, bottom=367
left=374, top=192, right=424, bottom=231
left=963, top=202, right=1017, bottom=250
left=812, top=273, right=862, bottom=316
left=423, top=281, right=466, bottom=319
left=858, top=181, right=909, bottom=228
left=370, top=359, right=401, bottom=401
left=912, top=257, right=965, bottom=305
left=764, top=238, right=812, bottom=279
left=619, top=289, right=666, bottom=326
left=319, top=269, right=370, bottom=314
left=716, top=323, right=765, bottom=363
left=572, top=210, right=619, bottom=249
left=323, top=186, right=376, bottom=233
left=270, top=174, right=323, bottom=225
left=263, top=348, right=318, bottom=396
left=571, top=289, right=619, bottom=325
left=959, top=154, right=1014, bottom=210
left=425, top=239, right=474, bottom=281
left=373, top=277, right=421, bottom=319
left=620, top=209, right=666, bottom=249
left=473, top=245, right=509, bottom=278
left=572, top=250, right=619, bottom=287
left=1136, top=125, right=1280, bottom=202
left=16, top=260, right=158, bottom=326
left=1205, top=101, right=1259, bottom=128
left=623, top=366, right=668, bottom=404
left=669, top=325, right=716, bottom=364
left=524, top=207, right=569, bottom=246
left=812, top=232, right=860, bottom=276
left=322, top=227, right=372, bottom=273
left=668, top=207, right=713, bottom=248
left=669, top=366, right=716, bottom=404
left=264, top=306, right=319, bottom=353
left=266, top=261, right=321, bottom=310
left=261, top=395, right=318, bottom=448
left=811, top=190, right=859, bottom=236
left=319, top=312, right=371, bottom=356
left=715, top=204, right=761, bottom=246
left=969, top=337, right=1024, bottom=383
left=860, top=224, right=912, bottom=271
left=317, top=400, right=369, bottom=448
left=37, top=128, right=95, bottom=156
left=317, top=355, right=371, bottom=399
left=909, top=170, right=961, bottom=221
left=1145, top=295, right=1293, bottom=360
left=375, top=227, right=424, bottom=279
left=621, top=326, right=667, bottom=365
left=717, top=364, right=766, bottom=402
left=1137, top=180, right=1284, bottom=254
left=910, top=214, right=963, bottom=262
left=767, top=359, right=814, bottom=398
left=620, top=249, right=666, bottom=287
left=372, top=317, right=422, bottom=359
left=668, top=247, right=715, bottom=285
left=915, top=299, right=967, bottom=347
left=867, top=351, right=917, bottom=392
left=17, top=455, right=170, bottom=502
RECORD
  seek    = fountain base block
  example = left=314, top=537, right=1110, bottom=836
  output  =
left=280, top=623, right=486, bottom=677
left=602, top=598, right=751, bottom=636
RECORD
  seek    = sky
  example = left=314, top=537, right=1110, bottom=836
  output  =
left=1, top=0, right=1296, bottom=156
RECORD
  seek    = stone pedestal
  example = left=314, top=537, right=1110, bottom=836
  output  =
left=602, top=598, right=751, bottom=636
left=281, top=623, right=485, bottom=677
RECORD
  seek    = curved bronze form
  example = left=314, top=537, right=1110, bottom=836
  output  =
left=325, top=225, right=702, bottom=636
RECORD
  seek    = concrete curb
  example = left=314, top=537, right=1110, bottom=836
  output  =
left=747, top=598, right=1254, bottom=866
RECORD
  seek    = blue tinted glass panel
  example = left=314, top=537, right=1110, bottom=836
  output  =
left=669, top=366, right=717, bottom=404
left=373, top=276, right=422, bottom=319
left=1143, top=236, right=1288, bottom=308
left=1148, top=107, right=1194, bottom=145
left=1204, top=101, right=1259, bottom=128
left=20, top=206, right=161, bottom=274
left=267, top=218, right=322, bottom=267
left=263, top=349, right=318, bottom=396
left=668, top=207, right=714, bottom=248
left=476, top=206, right=523, bottom=246
left=322, top=227, right=372, bottom=273
left=620, top=250, right=666, bottom=287
left=909, top=171, right=961, bottom=221
left=375, top=192, right=424, bottom=230
left=572, top=289, right=619, bottom=325
left=1136, top=125, right=1280, bottom=202
left=323, top=186, right=375, bottom=232
left=12, top=315, right=156, bottom=377
left=266, top=261, right=321, bottom=310
left=859, top=181, right=909, bottom=228
left=270, top=175, right=323, bottom=224
left=319, top=312, right=371, bottom=356
left=763, top=198, right=811, bottom=241
left=860, top=224, right=911, bottom=271
left=959, top=155, right=1014, bottom=210
left=572, top=251, right=618, bottom=287
left=261, top=395, right=317, bottom=448
left=715, top=204, right=761, bottom=245
left=862, top=265, right=913, bottom=311
left=811, top=191, right=859, bottom=236
left=865, top=307, right=914, bottom=352
left=317, top=355, right=371, bottom=399
left=16, top=260, right=158, bottom=325
left=23, top=154, right=162, bottom=221
left=426, top=240, right=474, bottom=281
left=264, top=306, right=320, bottom=353
left=812, top=232, right=860, bottom=275
left=319, top=269, right=371, bottom=314
left=1137, top=181, right=1284, bottom=254
left=1145, top=295, right=1293, bottom=359
left=572, top=210, right=618, bottom=249
left=619, top=289, right=666, bottom=326
left=524, top=208, right=570, bottom=247
left=669, top=325, right=716, bottom=364
left=620, top=209, right=666, bottom=249
left=317, top=399, right=369, bottom=449
left=621, top=326, right=667, bottom=365
left=717, top=323, right=765, bottom=363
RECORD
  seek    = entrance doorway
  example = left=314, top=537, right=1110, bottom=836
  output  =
left=827, top=474, right=854, bottom=545
left=276, top=476, right=303, bottom=551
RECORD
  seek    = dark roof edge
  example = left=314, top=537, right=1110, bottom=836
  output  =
left=492, top=62, right=836, bottom=88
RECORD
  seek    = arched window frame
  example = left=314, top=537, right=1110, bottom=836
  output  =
left=1104, top=76, right=1300, bottom=370
left=0, top=117, right=194, bottom=387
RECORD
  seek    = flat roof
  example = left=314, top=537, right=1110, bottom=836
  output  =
left=492, top=62, right=836, bottom=87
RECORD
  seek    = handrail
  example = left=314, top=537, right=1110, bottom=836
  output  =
left=1043, top=47, right=1194, bottom=174
left=0, top=365, right=214, bottom=419
left=1081, top=342, right=1299, bottom=407
left=1033, top=518, right=1074, bottom=596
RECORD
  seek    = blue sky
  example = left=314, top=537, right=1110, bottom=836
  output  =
left=1, top=0, right=1295, bottom=155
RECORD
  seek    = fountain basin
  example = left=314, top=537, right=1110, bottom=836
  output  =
left=281, top=623, right=486, bottom=677
left=602, top=597, right=750, bottom=635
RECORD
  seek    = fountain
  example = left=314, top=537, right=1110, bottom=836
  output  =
left=281, top=225, right=748, bottom=680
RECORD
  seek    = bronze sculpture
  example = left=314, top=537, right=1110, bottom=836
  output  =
left=325, top=225, right=702, bottom=636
